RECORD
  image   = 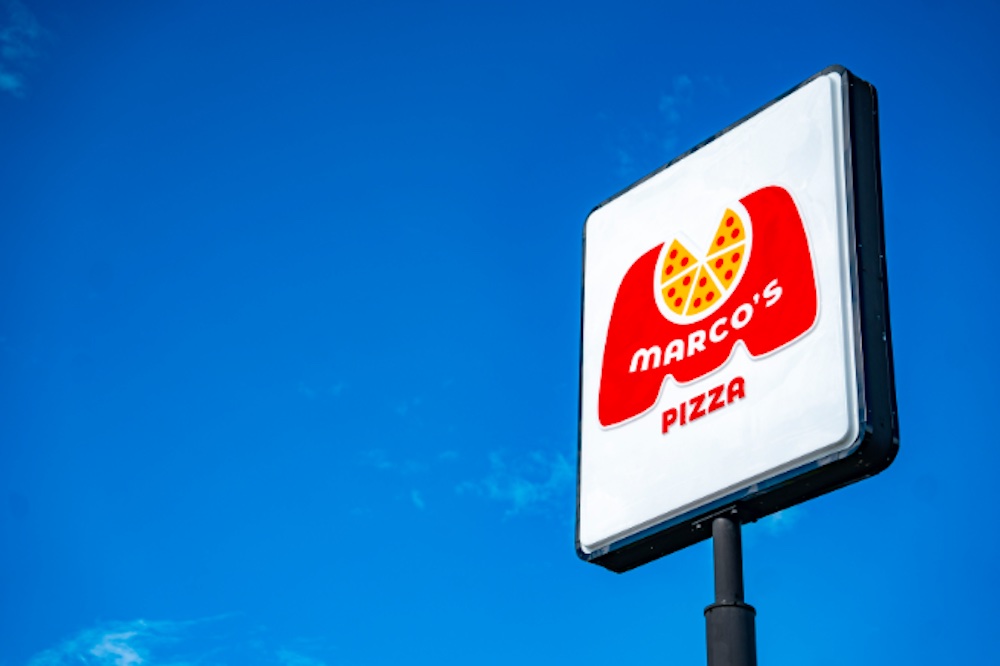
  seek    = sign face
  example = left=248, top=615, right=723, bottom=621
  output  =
left=577, top=66, right=898, bottom=572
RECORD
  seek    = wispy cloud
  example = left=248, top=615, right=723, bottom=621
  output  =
left=360, top=446, right=460, bottom=476
left=26, top=616, right=334, bottom=666
left=615, top=148, right=635, bottom=179
left=356, top=448, right=460, bottom=513
left=0, top=0, right=46, bottom=98
left=276, top=649, right=328, bottom=666
left=27, top=618, right=187, bottom=666
left=657, top=74, right=694, bottom=154
left=393, top=396, right=421, bottom=417
left=759, top=506, right=804, bottom=535
left=457, top=450, right=573, bottom=517
left=611, top=74, right=728, bottom=181
left=296, top=381, right=348, bottom=401
left=360, top=448, right=427, bottom=475
left=89, top=632, right=144, bottom=666
left=659, top=75, right=693, bottom=119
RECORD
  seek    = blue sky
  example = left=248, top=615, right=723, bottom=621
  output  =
left=2, top=1, right=998, bottom=664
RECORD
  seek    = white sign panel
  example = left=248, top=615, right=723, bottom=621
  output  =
left=577, top=68, right=896, bottom=567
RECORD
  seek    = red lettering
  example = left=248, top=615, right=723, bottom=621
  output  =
left=707, top=385, right=725, bottom=413
left=689, top=393, right=707, bottom=421
left=662, top=408, right=678, bottom=434
left=727, top=376, right=746, bottom=403
left=661, top=376, right=747, bottom=437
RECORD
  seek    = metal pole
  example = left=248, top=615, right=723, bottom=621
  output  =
left=704, top=514, right=757, bottom=666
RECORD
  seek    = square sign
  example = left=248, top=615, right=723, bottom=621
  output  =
left=577, top=66, right=898, bottom=572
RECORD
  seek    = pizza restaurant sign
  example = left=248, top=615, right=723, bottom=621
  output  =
left=577, top=67, right=898, bottom=571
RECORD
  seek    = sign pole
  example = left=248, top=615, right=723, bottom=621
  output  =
left=704, top=514, right=757, bottom=666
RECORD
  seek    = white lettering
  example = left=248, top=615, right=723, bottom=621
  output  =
left=731, top=303, right=753, bottom=330
left=665, top=339, right=685, bottom=364
left=709, top=317, right=729, bottom=343
left=629, top=278, right=782, bottom=373
left=630, top=346, right=662, bottom=373
left=687, top=329, right=706, bottom=357
left=763, top=279, right=782, bottom=307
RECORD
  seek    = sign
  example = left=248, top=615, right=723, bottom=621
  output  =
left=577, top=66, right=898, bottom=572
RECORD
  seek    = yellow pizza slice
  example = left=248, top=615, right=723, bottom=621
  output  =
left=660, top=239, right=697, bottom=284
left=707, top=208, right=746, bottom=256
left=706, top=242, right=747, bottom=290
left=660, top=265, right=698, bottom=315
left=684, top=265, right=723, bottom=316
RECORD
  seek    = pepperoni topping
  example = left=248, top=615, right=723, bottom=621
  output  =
left=660, top=213, right=749, bottom=317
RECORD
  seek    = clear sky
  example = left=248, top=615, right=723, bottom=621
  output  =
left=2, top=1, right=998, bottom=665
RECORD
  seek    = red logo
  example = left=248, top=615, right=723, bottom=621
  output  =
left=597, top=186, right=818, bottom=427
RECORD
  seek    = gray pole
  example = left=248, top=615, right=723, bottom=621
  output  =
left=704, top=514, right=757, bottom=666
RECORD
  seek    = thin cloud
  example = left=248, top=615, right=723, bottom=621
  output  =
left=276, top=649, right=328, bottom=666
left=26, top=616, right=332, bottom=665
left=615, top=148, right=635, bottom=180
left=27, top=619, right=178, bottom=666
left=359, top=448, right=459, bottom=473
left=358, top=449, right=462, bottom=513
left=0, top=0, right=45, bottom=98
left=658, top=74, right=694, bottom=154
left=297, top=380, right=348, bottom=401
left=89, top=632, right=144, bottom=666
left=394, top=396, right=421, bottom=417
left=611, top=74, right=728, bottom=181
left=457, top=450, right=573, bottom=517
left=759, top=506, right=804, bottom=535
left=359, top=448, right=426, bottom=475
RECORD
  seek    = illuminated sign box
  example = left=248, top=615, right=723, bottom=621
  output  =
left=577, top=66, right=898, bottom=572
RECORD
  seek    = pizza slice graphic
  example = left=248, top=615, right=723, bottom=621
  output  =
left=660, top=267, right=698, bottom=315
left=707, top=246, right=746, bottom=290
left=709, top=208, right=746, bottom=255
left=685, top=266, right=720, bottom=316
left=659, top=239, right=698, bottom=283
